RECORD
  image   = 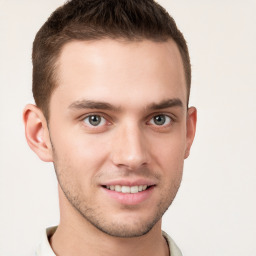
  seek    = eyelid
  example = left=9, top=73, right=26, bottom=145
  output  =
left=146, top=112, right=176, bottom=123
left=80, top=112, right=113, bottom=127
left=149, top=115, right=171, bottom=125
left=78, top=111, right=176, bottom=129
left=79, top=112, right=112, bottom=121
left=84, top=115, right=106, bottom=127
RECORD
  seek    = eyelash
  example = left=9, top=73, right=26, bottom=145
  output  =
left=81, top=113, right=111, bottom=128
left=81, top=113, right=175, bottom=129
left=147, top=114, right=172, bottom=127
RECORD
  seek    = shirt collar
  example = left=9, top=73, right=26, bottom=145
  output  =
left=35, top=226, right=182, bottom=256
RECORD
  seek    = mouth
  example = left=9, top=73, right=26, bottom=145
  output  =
left=101, top=180, right=156, bottom=205
left=102, top=185, right=153, bottom=194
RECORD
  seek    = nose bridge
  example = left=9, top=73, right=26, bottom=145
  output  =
left=111, top=120, right=149, bottom=169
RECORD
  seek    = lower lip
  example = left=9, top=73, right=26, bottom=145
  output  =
left=101, top=186, right=154, bottom=205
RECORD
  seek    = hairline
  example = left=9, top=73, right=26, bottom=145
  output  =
left=44, top=37, right=189, bottom=122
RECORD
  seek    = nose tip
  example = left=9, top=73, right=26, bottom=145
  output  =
left=117, top=151, right=147, bottom=170
left=111, top=125, right=149, bottom=170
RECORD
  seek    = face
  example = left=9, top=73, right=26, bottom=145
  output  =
left=46, top=39, right=196, bottom=237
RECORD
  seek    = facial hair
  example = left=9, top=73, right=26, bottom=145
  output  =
left=52, top=146, right=182, bottom=238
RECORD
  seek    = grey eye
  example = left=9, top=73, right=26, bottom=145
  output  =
left=84, top=115, right=106, bottom=126
left=149, top=115, right=171, bottom=126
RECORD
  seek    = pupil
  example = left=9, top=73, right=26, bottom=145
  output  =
left=89, top=115, right=101, bottom=126
left=154, top=115, right=165, bottom=125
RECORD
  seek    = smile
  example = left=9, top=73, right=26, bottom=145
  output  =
left=101, top=183, right=155, bottom=205
left=104, top=185, right=149, bottom=193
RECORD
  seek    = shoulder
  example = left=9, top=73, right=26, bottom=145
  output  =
left=162, top=230, right=183, bottom=256
left=34, top=226, right=57, bottom=256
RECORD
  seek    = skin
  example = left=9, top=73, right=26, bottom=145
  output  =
left=24, top=39, right=196, bottom=256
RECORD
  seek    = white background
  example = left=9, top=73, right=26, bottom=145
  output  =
left=0, top=0, right=255, bottom=255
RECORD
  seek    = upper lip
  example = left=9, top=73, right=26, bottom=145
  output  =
left=101, top=179, right=157, bottom=187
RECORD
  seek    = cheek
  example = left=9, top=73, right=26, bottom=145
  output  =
left=150, top=130, right=187, bottom=165
left=51, top=127, right=111, bottom=178
left=148, top=130, right=186, bottom=189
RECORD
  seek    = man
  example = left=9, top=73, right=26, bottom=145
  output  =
left=23, top=0, right=197, bottom=255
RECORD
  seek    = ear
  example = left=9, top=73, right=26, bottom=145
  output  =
left=23, top=104, right=53, bottom=162
left=184, top=107, right=197, bottom=159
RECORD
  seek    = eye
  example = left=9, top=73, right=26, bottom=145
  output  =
left=149, top=114, right=172, bottom=126
left=83, top=115, right=107, bottom=127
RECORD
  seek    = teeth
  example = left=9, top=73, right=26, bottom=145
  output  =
left=115, top=185, right=122, bottom=192
left=131, top=186, right=139, bottom=193
left=121, top=186, right=130, bottom=193
left=105, top=185, right=149, bottom=193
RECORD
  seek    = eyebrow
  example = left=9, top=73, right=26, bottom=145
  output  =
left=68, top=100, right=120, bottom=111
left=68, top=98, right=183, bottom=111
left=147, top=98, right=184, bottom=110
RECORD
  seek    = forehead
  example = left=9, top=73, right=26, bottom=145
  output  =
left=52, top=39, right=187, bottom=110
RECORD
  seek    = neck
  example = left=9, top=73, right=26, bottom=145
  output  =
left=50, top=188, right=169, bottom=256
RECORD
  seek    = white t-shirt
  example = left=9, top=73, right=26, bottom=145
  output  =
left=35, top=226, right=182, bottom=256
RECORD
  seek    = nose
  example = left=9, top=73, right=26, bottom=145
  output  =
left=111, top=122, right=149, bottom=170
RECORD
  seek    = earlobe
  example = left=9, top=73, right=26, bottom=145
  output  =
left=23, top=104, right=53, bottom=162
left=184, top=107, right=197, bottom=159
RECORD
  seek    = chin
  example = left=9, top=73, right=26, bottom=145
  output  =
left=78, top=207, right=166, bottom=238
left=89, top=219, right=159, bottom=238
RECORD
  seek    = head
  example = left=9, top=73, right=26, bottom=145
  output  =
left=24, top=0, right=196, bottom=238
left=32, top=0, right=191, bottom=121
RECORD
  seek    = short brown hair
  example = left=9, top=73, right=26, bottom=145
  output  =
left=32, top=0, right=191, bottom=120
